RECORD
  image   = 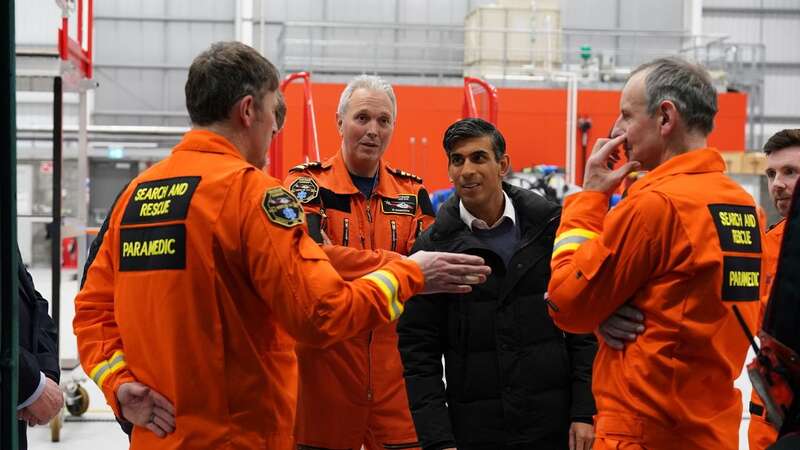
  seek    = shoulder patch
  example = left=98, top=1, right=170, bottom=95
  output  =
left=388, top=167, right=423, bottom=183
left=289, top=176, right=320, bottom=204
left=262, top=187, right=305, bottom=227
left=289, top=161, right=325, bottom=173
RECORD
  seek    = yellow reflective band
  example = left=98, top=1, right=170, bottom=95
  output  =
left=90, top=350, right=127, bottom=388
left=554, top=228, right=599, bottom=245
left=552, top=228, right=599, bottom=259
left=552, top=242, right=581, bottom=259
left=363, top=270, right=404, bottom=321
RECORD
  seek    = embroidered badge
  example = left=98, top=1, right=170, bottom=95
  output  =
left=262, top=187, right=305, bottom=227
left=289, top=177, right=319, bottom=204
left=381, top=194, right=417, bottom=216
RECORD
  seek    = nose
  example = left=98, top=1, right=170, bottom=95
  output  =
left=610, top=115, right=624, bottom=138
left=461, top=159, right=478, bottom=178
left=366, top=120, right=379, bottom=138
left=773, top=174, right=787, bottom=190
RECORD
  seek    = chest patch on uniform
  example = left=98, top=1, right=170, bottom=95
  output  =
left=721, top=255, right=761, bottom=301
left=121, top=176, right=201, bottom=225
left=262, top=187, right=304, bottom=227
left=289, top=177, right=319, bottom=204
left=119, top=224, right=186, bottom=271
left=708, top=204, right=762, bottom=253
left=381, top=194, right=417, bottom=216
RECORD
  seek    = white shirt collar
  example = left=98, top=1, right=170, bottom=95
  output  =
left=459, top=191, right=516, bottom=231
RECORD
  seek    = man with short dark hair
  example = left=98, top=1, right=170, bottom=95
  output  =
left=747, top=129, right=800, bottom=450
left=547, top=57, right=764, bottom=449
left=74, top=41, right=489, bottom=450
left=399, top=118, right=597, bottom=450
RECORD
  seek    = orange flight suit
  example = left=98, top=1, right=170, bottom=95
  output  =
left=548, top=148, right=764, bottom=450
left=73, top=130, right=425, bottom=450
left=284, top=151, right=435, bottom=450
left=748, top=218, right=785, bottom=450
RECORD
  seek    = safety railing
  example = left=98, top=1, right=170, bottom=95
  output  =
left=275, top=20, right=748, bottom=84
left=268, top=72, right=321, bottom=178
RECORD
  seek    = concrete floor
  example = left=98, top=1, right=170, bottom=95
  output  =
left=22, top=267, right=756, bottom=449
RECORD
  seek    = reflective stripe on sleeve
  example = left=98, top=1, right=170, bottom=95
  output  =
left=552, top=228, right=599, bottom=258
left=362, top=269, right=404, bottom=321
left=89, top=350, right=127, bottom=388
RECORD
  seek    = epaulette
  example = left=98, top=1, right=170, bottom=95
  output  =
left=289, top=161, right=325, bottom=173
left=388, top=167, right=423, bottom=183
left=768, top=218, right=785, bottom=233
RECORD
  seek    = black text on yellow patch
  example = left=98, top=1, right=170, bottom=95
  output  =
left=708, top=204, right=761, bottom=253
left=120, top=224, right=186, bottom=271
left=381, top=194, right=417, bottom=216
left=722, top=256, right=760, bottom=302
left=289, top=176, right=319, bottom=204
left=263, top=187, right=304, bottom=227
left=122, top=176, right=201, bottom=225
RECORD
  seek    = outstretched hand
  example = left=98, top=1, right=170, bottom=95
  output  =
left=583, top=134, right=641, bottom=194
left=408, top=251, right=491, bottom=294
left=117, top=381, right=176, bottom=438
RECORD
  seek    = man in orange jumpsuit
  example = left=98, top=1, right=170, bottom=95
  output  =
left=547, top=57, right=764, bottom=450
left=73, top=42, right=490, bottom=450
left=748, top=129, right=800, bottom=450
left=284, top=75, right=434, bottom=450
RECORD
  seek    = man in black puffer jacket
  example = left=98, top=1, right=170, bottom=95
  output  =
left=398, top=118, right=597, bottom=450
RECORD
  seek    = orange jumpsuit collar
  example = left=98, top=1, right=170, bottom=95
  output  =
left=172, top=129, right=248, bottom=161
left=630, top=147, right=725, bottom=196
left=326, top=150, right=399, bottom=198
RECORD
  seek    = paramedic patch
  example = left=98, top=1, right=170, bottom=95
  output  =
left=708, top=204, right=761, bottom=253
left=122, top=176, right=201, bottom=225
left=381, top=194, right=417, bottom=216
left=120, top=224, right=186, bottom=271
left=289, top=177, right=319, bottom=204
left=263, top=187, right=304, bottom=227
left=722, top=255, right=761, bottom=302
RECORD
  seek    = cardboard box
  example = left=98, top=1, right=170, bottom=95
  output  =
left=720, top=151, right=743, bottom=173
left=742, top=152, right=768, bottom=175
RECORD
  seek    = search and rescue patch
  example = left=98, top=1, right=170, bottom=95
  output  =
left=119, top=224, right=185, bottom=271
left=722, top=255, right=761, bottom=302
left=262, top=187, right=304, bottom=227
left=381, top=194, right=417, bottom=216
left=289, top=177, right=319, bottom=204
left=708, top=204, right=761, bottom=253
left=122, top=176, right=200, bottom=225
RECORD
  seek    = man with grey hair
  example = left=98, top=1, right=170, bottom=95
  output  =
left=285, top=75, right=434, bottom=450
left=546, top=57, right=764, bottom=449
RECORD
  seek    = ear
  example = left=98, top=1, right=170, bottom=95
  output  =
left=238, top=95, right=257, bottom=128
left=499, top=154, right=511, bottom=177
left=658, top=100, right=679, bottom=137
left=336, top=112, right=344, bottom=136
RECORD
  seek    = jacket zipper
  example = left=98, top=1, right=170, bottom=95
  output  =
left=342, top=218, right=350, bottom=247
left=364, top=194, right=374, bottom=401
left=390, top=220, right=397, bottom=252
left=367, top=331, right=373, bottom=401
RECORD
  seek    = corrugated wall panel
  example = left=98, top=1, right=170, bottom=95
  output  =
left=763, top=16, right=800, bottom=62
left=702, top=15, right=761, bottom=43
left=703, top=0, right=800, bottom=8
left=764, top=72, right=800, bottom=118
